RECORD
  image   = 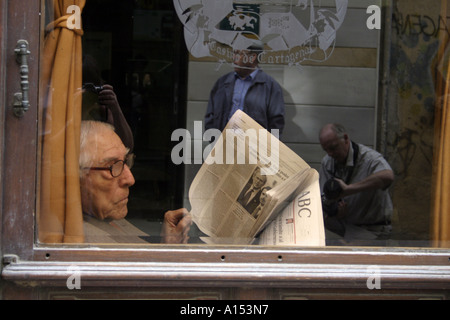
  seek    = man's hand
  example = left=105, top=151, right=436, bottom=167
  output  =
left=97, top=84, right=120, bottom=111
left=161, top=208, right=192, bottom=244
left=97, top=84, right=134, bottom=150
left=336, top=200, right=348, bottom=219
left=334, top=169, right=394, bottom=198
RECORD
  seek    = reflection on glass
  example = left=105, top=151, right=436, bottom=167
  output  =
left=174, top=0, right=349, bottom=66
left=38, top=0, right=450, bottom=248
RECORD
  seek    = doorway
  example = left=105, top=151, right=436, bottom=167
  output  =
left=82, top=0, right=188, bottom=231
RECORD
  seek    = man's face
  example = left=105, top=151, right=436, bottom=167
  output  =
left=233, top=50, right=257, bottom=78
left=252, top=171, right=267, bottom=189
left=260, top=188, right=268, bottom=205
left=320, top=127, right=350, bottom=165
left=80, top=130, right=135, bottom=220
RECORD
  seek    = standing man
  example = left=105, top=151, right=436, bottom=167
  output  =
left=318, top=123, right=394, bottom=241
left=205, top=43, right=285, bottom=135
left=79, top=120, right=191, bottom=244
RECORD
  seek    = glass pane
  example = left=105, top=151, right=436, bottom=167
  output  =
left=38, top=0, right=450, bottom=248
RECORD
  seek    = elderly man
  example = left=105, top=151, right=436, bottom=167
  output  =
left=318, top=123, right=394, bottom=241
left=79, top=120, right=191, bottom=243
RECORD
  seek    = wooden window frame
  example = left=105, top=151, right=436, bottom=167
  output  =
left=1, top=0, right=450, bottom=295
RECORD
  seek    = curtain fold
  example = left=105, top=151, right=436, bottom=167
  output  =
left=431, top=62, right=450, bottom=247
left=431, top=0, right=450, bottom=248
left=39, top=0, right=86, bottom=243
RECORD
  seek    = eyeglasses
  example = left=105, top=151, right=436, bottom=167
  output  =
left=84, top=153, right=135, bottom=178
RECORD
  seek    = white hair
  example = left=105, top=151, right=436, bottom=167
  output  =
left=79, top=121, right=116, bottom=176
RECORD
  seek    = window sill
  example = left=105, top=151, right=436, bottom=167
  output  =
left=2, top=246, right=450, bottom=290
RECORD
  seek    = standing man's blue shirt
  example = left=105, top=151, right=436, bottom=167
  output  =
left=205, top=69, right=285, bottom=135
left=229, top=69, right=260, bottom=120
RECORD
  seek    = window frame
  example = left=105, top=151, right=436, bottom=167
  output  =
left=1, top=0, right=450, bottom=293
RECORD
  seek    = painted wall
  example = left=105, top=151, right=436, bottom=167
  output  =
left=384, top=0, right=447, bottom=241
left=182, top=0, right=445, bottom=242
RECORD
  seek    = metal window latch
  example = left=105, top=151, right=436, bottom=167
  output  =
left=2, top=254, right=19, bottom=266
left=13, top=40, right=30, bottom=117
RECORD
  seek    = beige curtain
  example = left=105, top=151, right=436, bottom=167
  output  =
left=39, top=0, right=86, bottom=243
left=431, top=1, right=450, bottom=247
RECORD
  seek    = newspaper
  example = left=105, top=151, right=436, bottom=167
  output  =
left=258, top=177, right=326, bottom=246
left=189, top=110, right=325, bottom=245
